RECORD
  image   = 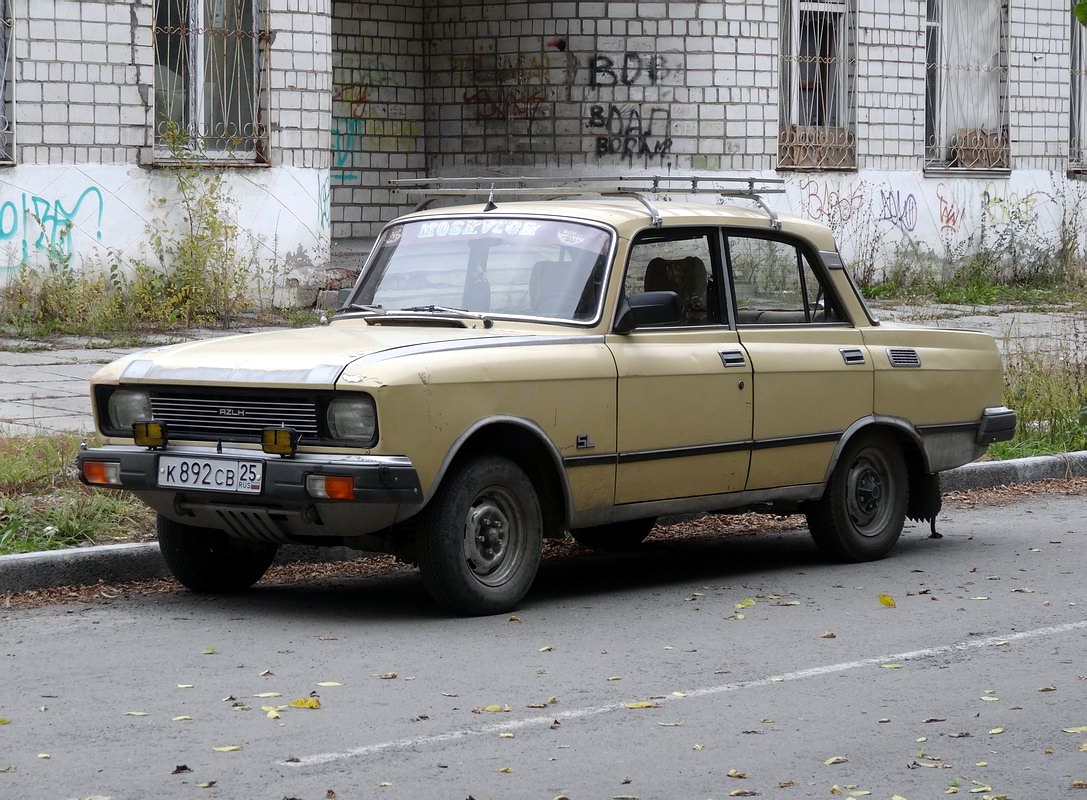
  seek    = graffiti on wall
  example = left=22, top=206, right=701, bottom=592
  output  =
left=589, top=52, right=666, bottom=87
left=463, top=86, right=548, bottom=124
left=587, top=104, right=673, bottom=165
left=877, top=189, right=918, bottom=234
left=797, top=178, right=865, bottom=227
left=317, top=174, right=329, bottom=230
left=0, top=187, right=105, bottom=269
left=936, top=182, right=966, bottom=234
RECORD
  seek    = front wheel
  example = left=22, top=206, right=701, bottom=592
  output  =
left=806, top=432, right=908, bottom=562
left=416, top=456, right=543, bottom=616
left=157, top=515, right=278, bottom=593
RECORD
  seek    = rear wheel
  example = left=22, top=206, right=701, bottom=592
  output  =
left=157, top=515, right=278, bottom=593
left=416, top=456, right=543, bottom=616
left=571, top=517, right=656, bottom=551
left=806, top=432, right=908, bottom=562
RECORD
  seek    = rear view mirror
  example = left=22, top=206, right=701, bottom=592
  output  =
left=613, top=291, right=681, bottom=333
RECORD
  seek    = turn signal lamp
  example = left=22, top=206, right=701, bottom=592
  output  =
left=305, top=474, right=355, bottom=500
left=261, top=427, right=299, bottom=456
left=82, top=460, right=121, bottom=487
left=132, top=420, right=168, bottom=449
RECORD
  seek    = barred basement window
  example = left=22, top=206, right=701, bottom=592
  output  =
left=1071, top=13, right=1087, bottom=170
left=153, top=0, right=268, bottom=163
left=778, top=0, right=857, bottom=171
left=924, top=0, right=1009, bottom=172
left=0, top=2, right=13, bottom=164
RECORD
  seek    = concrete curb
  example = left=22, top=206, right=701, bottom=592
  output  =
left=3, top=451, right=1086, bottom=594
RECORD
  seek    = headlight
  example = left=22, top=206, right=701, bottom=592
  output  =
left=107, top=389, right=152, bottom=429
left=326, top=396, right=377, bottom=443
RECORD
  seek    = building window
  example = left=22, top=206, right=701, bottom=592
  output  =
left=924, top=0, right=1009, bottom=171
left=153, top=0, right=268, bottom=162
left=778, top=0, right=857, bottom=171
left=1072, top=14, right=1087, bottom=170
left=0, top=1, right=13, bottom=163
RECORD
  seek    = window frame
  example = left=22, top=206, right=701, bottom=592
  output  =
left=1071, top=10, right=1087, bottom=172
left=616, top=225, right=729, bottom=332
left=0, top=1, right=15, bottom=165
left=777, top=0, right=858, bottom=172
left=923, top=0, right=1010, bottom=174
left=152, top=0, right=270, bottom=165
left=722, top=227, right=851, bottom=328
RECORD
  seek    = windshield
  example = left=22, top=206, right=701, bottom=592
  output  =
left=351, top=217, right=613, bottom=323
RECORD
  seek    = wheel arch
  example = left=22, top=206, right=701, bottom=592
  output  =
left=424, top=416, right=573, bottom=538
left=822, top=415, right=930, bottom=488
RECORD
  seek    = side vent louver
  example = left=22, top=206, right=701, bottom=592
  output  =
left=839, top=347, right=865, bottom=365
left=718, top=350, right=747, bottom=368
left=887, top=348, right=921, bottom=368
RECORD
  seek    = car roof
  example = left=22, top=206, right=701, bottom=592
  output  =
left=394, top=198, right=837, bottom=249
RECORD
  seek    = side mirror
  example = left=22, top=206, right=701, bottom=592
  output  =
left=613, top=291, right=681, bottom=334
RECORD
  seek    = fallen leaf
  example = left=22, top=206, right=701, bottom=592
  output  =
left=1071, top=780, right=1087, bottom=789
left=878, top=593, right=896, bottom=608
left=608, top=676, right=622, bottom=681
left=692, top=743, right=704, bottom=751
left=976, top=762, right=988, bottom=766
left=948, top=732, right=971, bottom=738
left=378, top=781, right=391, bottom=788
left=1038, top=686, right=1056, bottom=692
left=376, top=672, right=397, bottom=680
left=881, top=663, right=902, bottom=669
left=499, top=732, right=514, bottom=738
left=761, top=718, right=774, bottom=724
left=831, top=789, right=844, bottom=797
left=878, top=718, right=891, bottom=723
left=200, top=646, right=217, bottom=655
left=916, top=737, right=927, bottom=743
left=671, top=691, right=687, bottom=698
left=266, top=709, right=281, bottom=719
left=820, top=631, right=837, bottom=638
left=259, top=669, right=273, bottom=677
left=970, top=596, right=989, bottom=601
left=989, top=727, right=1004, bottom=735
left=550, top=719, right=560, bottom=729
left=727, top=769, right=747, bottom=778
left=1012, top=587, right=1034, bottom=593
left=289, top=697, right=321, bottom=709
left=172, top=715, right=192, bottom=722
left=36, top=754, right=49, bottom=760
left=197, top=781, right=216, bottom=789
left=171, top=765, right=192, bottom=774
left=548, top=696, right=558, bottom=705
left=1079, top=744, right=1087, bottom=752
left=824, top=756, right=849, bottom=765
left=658, top=721, right=684, bottom=727
left=778, top=779, right=796, bottom=788
left=285, top=755, right=300, bottom=763
left=0, top=767, right=13, bottom=773
left=254, top=692, right=282, bottom=698
left=125, top=711, right=149, bottom=717
left=621, top=776, right=632, bottom=784
left=539, top=645, right=553, bottom=652
left=316, top=682, right=342, bottom=688
left=892, top=796, right=908, bottom=800
left=525, top=703, right=546, bottom=709
left=478, top=704, right=510, bottom=713
left=177, top=684, right=194, bottom=689
left=735, top=598, right=757, bottom=609
left=850, top=792, right=872, bottom=797
left=441, top=692, right=458, bottom=697
left=507, top=615, right=521, bottom=622
left=326, top=790, right=336, bottom=798
left=968, top=786, right=992, bottom=793
left=728, top=790, right=758, bottom=797
left=213, top=745, right=241, bottom=752
left=664, top=645, right=674, bottom=650
left=1065, top=727, right=1087, bottom=734
left=776, top=600, right=801, bottom=606
left=496, top=766, right=512, bottom=773
left=627, top=701, right=659, bottom=709
left=922, top=718, right=946, bottom=723
left=0, top=718, right=10, bottom=725
left=980, top=696, right=999, bottom=702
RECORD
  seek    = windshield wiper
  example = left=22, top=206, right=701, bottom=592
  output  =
left=339, top=302, right=386, bottom=315
left=400, top=305, right=494, bottom=328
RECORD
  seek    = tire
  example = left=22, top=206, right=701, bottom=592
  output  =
left=157, top=515, right=278, bottom=593
left=571, top=517, right=656, bottom=551
left=416, top=455, right=543, bottom=616
left=806, top=432, right=908, bottom=562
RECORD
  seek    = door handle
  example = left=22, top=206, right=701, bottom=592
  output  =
left=719, top=350, right=746, bottom=368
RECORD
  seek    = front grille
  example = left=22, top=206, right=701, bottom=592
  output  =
left=149, top=393, right=320, bottom=441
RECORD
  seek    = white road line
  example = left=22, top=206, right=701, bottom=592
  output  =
left=287, top=618, right=1087, bottom=768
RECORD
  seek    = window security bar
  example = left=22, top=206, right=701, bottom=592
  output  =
left=389, top=176, right=787, bottom=229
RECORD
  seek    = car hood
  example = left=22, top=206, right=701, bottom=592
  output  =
left=96, top=321, right=532, bottom=389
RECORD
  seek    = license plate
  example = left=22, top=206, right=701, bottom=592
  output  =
left=158, top=455, right=263, bottom=494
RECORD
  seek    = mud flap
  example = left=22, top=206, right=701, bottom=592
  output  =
left=907, top=471, right=943, bottom=538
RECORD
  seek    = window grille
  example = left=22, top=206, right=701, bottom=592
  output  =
left=1072, top=13, right=1087, bottom=170
left=153, top=0, right=268, bottom=162
left=778, top=0, right=857, bottom=171
left=924, top=0, right=1009, bottom=171
left=0, top=2, right=13, bottom=163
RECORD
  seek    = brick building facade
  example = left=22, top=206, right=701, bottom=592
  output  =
left=1, top=1, right=1083, bottom=298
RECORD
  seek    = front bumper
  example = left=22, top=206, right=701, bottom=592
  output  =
left=76, top=444, right=423, bottom=542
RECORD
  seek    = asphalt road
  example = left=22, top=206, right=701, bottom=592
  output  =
left=2, top=493, right=1085, bottom=800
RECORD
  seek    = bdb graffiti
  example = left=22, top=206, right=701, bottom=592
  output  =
left=589, top=52, right=666, bottom=87
left=587, top=104, right=673, bottom=165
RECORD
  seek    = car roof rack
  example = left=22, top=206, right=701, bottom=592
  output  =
left=389, top=175, right=786, bottom=230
